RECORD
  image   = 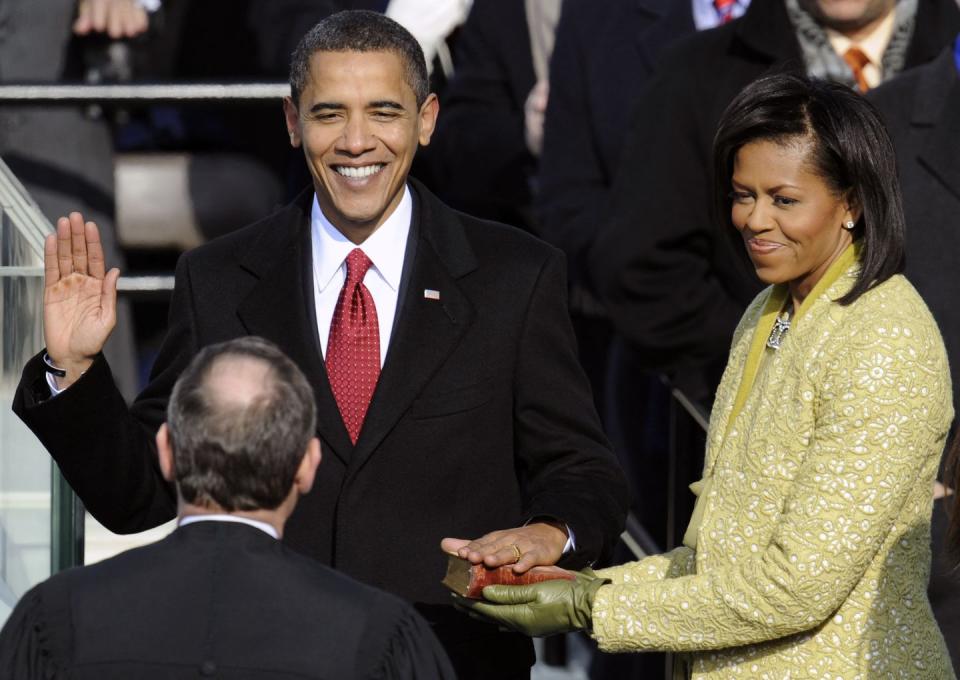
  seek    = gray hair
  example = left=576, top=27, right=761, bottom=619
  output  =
left=166, top=337, right=317, bottom=511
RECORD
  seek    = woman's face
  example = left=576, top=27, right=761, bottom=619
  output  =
left=730, top=138, right=857, bottom=304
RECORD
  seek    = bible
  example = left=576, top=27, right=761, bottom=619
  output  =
left=442, top=554, right=576, bottom=599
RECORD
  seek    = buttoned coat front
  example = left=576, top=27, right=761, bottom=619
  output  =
left=590, top=258, right=955, bottom=678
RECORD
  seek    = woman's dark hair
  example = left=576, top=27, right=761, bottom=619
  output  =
left=712, top=73, right=905, bottom=305
left=946, top=433, right=960, bottom=560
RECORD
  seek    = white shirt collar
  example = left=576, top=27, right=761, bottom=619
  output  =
left=178, top=514, right=279, bottom=539
left=826, top=8, right=896, bottom=69
left=311, top=186, right=412, bottom=294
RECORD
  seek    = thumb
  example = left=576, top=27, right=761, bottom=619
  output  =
left=101, top=268, right=120, bottom=320
left=481, top=584, right=539, bottom=605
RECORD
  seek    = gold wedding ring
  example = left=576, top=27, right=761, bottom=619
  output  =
left=510, top=543, right=522, bottom=563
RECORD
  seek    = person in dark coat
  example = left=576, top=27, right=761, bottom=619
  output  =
left=0, top=337, right=455, bottom=680
left=11, top=11, right=628, bottom=680
left=537, top=0, right=699, bottom=288
left=589, top=0, right=960, bottom=405
left=869, top=37, right=960, bottom=670
left=422, top=0, right=544, bottom=232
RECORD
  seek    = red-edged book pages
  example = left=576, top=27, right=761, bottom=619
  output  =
left=442, top=554, right=576, bottom=599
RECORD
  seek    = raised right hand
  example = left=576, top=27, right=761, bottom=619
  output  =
left=43, top=212, right=120, bottom=389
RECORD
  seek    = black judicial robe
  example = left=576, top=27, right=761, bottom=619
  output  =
left=0, top=521, right=455, bottom=680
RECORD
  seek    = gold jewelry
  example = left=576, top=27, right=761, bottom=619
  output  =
left=510, top=543, right=522, bottom=563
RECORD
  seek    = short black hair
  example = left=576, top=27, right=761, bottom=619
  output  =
left=166, top=337, right=317, bottom=512
left=289, top=10, right=429, bottom=107
left=713, top=73, right=905, bottom=305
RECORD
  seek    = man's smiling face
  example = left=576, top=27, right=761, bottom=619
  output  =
left=284, top=49, right=438, bottom=241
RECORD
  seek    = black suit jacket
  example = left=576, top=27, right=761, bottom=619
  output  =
left=537, top=0, right=695, bottom=288
left=869, top=46, right=960, bottom=424
left=423, top=0, right=538, bottom=230
left=0, top=521, right=454, bottom=679
left=588, top=0, right=960, bottom=399
left=14, top=179, right=628, bottom=676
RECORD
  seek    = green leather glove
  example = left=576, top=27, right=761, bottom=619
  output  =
left=455, top=569, right=610, bottom=637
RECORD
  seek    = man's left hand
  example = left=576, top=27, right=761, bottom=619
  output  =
left=441, top=521, right=568, bottom=573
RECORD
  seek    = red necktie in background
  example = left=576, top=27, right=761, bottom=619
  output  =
left=714, top=0, right=736, bottom=23
left=326, top=248, right=380, bottom=444
left=843, top=47, right=871, bottom=93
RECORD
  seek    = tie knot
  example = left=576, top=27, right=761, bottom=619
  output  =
left=843, top=47, right=871, bottom=92
left=714, top=0, right=736, bottom=20
left=345, top=248, right=374, bottom=285
left=843, top=46, right=870, bottom=70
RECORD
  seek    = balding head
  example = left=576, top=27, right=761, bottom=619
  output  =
left=165, top=337, right=317, bottom=512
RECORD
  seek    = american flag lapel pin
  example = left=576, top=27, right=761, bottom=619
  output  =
left=423, top=289, right=440, bottom=300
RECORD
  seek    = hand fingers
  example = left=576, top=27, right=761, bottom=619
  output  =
left=70, top=212, right=88, bottom=275
left=440, top=537, right=470, bottom=555
left=44, top=234, right=60, bottom=288
left=450, top=530, right=510, bottom=561
left=513, top=548, right=545, bottom=573
left=73, top=0, right=92, bottom=34
left=57, top=217, right=74, bottom=279
left=85, top=220, right=106, bottom=279
left=108, top=2, right=125, bottom=38
left=484, top=544, right=525, bottom=568
left=90, top=0, right=110, bottom=33
left=482, top=585, right=539, bottom=605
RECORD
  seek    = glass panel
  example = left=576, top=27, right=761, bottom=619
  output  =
left=0, top=158, right=59, bottom=627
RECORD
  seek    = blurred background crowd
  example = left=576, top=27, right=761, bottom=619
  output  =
left=1, top=0, right=959, bottom=676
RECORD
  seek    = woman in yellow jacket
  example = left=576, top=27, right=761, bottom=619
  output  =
left=461, top=73, right=956, bottom=678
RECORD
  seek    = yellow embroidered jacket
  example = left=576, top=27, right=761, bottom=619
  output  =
left=591, top=249, right=955, bottom=678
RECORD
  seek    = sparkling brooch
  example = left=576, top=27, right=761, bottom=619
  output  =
left=766, top=313, right=791, bottom=350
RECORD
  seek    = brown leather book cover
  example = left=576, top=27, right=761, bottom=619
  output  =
left=442, top=554, right=576, bottom=599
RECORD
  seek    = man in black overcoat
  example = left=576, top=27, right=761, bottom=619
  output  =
left=0, top=337, right=455, bottom=679
left=11, top=11, right=628, bottom=679
left=589, top=0, right=960, bottom=403
left=869, top=38, right=960, bottom=668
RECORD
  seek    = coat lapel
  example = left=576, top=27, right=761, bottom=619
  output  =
left=235, top=192, right=353, bottom=463
left=635, top=0, right=691, bottom=72
left=346, top=182, right=477, bottom=478
left=914, top=51, right=960, bottom=204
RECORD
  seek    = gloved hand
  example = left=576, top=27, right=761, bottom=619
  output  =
left=454, top=569, right=610, bottom=637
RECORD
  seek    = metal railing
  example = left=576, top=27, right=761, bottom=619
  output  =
left=0, top=82, right=288, bottom=104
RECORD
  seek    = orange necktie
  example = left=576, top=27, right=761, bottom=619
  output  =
left=843, top=47, right=871, bottom=93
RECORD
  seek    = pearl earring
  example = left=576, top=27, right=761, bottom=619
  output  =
left=843, top=221, right=856, bottom=230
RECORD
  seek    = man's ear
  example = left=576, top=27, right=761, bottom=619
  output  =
left=417, top=93, right=440, bottom=147
left=294, top=438, right=322, bottom=496
left=283, top=96, right=302, bottom=148
left=157, top=423, right=176, bottom=482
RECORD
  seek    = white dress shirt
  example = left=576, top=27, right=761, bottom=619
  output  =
left=692, top=0, right=750, bottom=30
left=826, top=8, right=896, bottom=89
left=310, top=187, right=412, bottom=368
left=179, top=514, right=279, bottom=539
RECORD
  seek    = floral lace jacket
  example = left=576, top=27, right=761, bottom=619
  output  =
left=591, top=249, right=955, bottom=679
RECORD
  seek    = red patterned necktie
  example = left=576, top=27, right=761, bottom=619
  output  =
left=326, top=248, right=380, bottom=444
left=714, top=0, right=736, bottom=23
left=843, top=47, right=871, bottom=93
